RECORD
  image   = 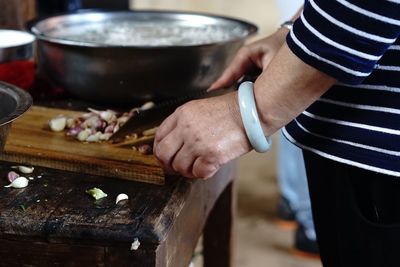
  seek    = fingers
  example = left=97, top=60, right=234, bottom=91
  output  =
left=170, top=143, right=197, bottom=178
left=154, top=111, right=178, bottom=143
left=192, top=156, right=220, bottom=179
left=209, top=46, right=256, bottom=90
left=153, top=129, right=183, bottom=173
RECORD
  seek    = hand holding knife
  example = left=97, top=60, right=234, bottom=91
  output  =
left=109, top=74, right=258, bottom=144
left=108, top=88, right=232, bottom=143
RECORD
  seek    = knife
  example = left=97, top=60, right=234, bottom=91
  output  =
left=109, top=88, right=230, bottom=143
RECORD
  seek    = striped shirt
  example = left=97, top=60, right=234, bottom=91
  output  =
left=283, top=0, right=400, bottom=176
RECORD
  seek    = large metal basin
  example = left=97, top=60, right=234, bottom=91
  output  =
left=28, top=10, right=257, bottom=105
left=0, top=82, right=32, bottom=151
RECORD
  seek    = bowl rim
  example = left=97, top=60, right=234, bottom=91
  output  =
left=27, top=9, right=258, bottom=49
left=0, top=30, right=35, bottom=49
left=0, top=82, right=33, bottom=126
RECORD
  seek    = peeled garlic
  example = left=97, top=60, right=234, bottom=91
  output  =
left=4, top=177, right=29, bottom=188
left=16, top=165, right=34, bottom=174
left=49, top=116, right=67, bottom=132
left=86, top=132, right=102, bottom=142
left=77, top=128, right=91, bottom=141
left=99, top=133, right=112, bottom=141
left=115, top=193, right=129, bottom=204
left=86, top=187, right=108, bottom=200
left=130, top=238, right=140, bottom=250
left=140, top=101, right=155, bottom=111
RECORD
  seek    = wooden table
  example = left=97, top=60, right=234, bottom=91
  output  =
left=0, top=160, right=235, bottom=267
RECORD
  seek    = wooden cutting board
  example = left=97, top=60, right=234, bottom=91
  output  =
left=0, top=106, right=164, bottom=184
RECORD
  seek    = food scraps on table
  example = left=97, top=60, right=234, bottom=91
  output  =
left=4, top=165, right=36, bottom=189
left=130, top=237, right=141, bottom=250
left=86, top=187, right=108, bottom=200
left=4, top=176, right=29, bottom=188
left=115, top=193, right=129, bottom=204
left=13, top=165, right=34, bottom=174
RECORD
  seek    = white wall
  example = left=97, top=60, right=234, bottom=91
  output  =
left=276, top=0, right=303, bottom=20
left=131, top=0, right=280, bottom=38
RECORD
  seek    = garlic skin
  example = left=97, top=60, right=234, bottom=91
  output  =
left=17, top=166, right=34, bottom=174
left=115, top=193, right=129, bottom=204
left=4, top=177, right=29, bottom=188
left=86, top=187, right=108, bottom=200
left=49, top=116, right=67, bottom=132
left=7, top=171, right=20, bottom=183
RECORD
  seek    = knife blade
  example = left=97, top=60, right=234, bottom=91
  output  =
left=109, top=88, right=228, bottom=143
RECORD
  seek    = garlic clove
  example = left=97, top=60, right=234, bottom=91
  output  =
left=66, top=117, right=76, bottom=128
left=100, top=110, right=117, bottom=122
left=99, top=133, right=112, bottom=141
left=77, top=128, right=91, bottom=141
left=86, top=133, right=100, bottom=142
left=7, top=171, right=20, bottom=183
left=104, top=122, right=116, bottom=133
left=87, top=108, right=117, bottom=122
left=66, top=126, right=83, bottom=137
left=138, top=144, right=152, bottom=155
left=49, top=116, right=67, bottom=132
left=140, top=101, right=155, bottom=111
left=4, top=177, right=29, bottom=188
left=115, top=193, right=129, bottom=204
left=16, top=165, right=34, bottom=174
left=86, top=187, right=108, bottom=200
left=130, top=238, right=140, bottom=250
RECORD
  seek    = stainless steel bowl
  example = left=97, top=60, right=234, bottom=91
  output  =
left=0, top=82, right=32, bottom=151
left=0, top=30, right=35, bottom=63
left=28, top=10, right=257, bottom=105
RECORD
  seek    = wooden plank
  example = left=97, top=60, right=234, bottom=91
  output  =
left=0, top=160, right=236, bottom=266
left=0, top=106, right=164, bottom=184
left=0, top=161, right=179, bottom=246
left=0, top=163, right=77, bottom=240
left=0, top=239, right=105, bottom=267
left=154, top=161, right=236, bottom=267
left=0, top=0, right=36, bottom=30
left=203, top=182, right=235, bottom=267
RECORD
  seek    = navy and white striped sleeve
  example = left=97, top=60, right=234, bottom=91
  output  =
left=286, top=0, right=400, bottom=85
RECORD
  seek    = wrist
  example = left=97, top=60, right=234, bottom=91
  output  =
left=252, top=80, right=279, bottom=136
left=237, top=82, right=272, bottom=153
left=280, top=20, right=294, bottom=31
left=274, top=20, right=293, bottom=40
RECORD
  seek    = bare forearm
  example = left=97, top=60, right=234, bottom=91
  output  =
left=254, top=43, right=337, bottom=135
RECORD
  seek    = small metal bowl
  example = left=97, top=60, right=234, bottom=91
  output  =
left=0, top=82, right=32, bottom=151
left=0, top=30, right=35, bottom=63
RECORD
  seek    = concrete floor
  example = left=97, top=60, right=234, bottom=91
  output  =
left=234, top=145, right=322, bottom=267
left=132, top=1, right=323, bottom=266
left=190, top=136, right=322, bottom=267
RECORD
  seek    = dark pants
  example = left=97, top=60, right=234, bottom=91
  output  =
left=303, top=151, right=400, bottom=267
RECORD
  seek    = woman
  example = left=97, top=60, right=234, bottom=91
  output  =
left=154, top=1, right=400, bottom=266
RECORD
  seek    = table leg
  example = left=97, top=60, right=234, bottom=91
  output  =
left=203, top=181, right=235, bottom=267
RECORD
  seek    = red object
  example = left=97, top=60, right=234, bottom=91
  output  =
left=0, top=60, right=35, bottom=90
